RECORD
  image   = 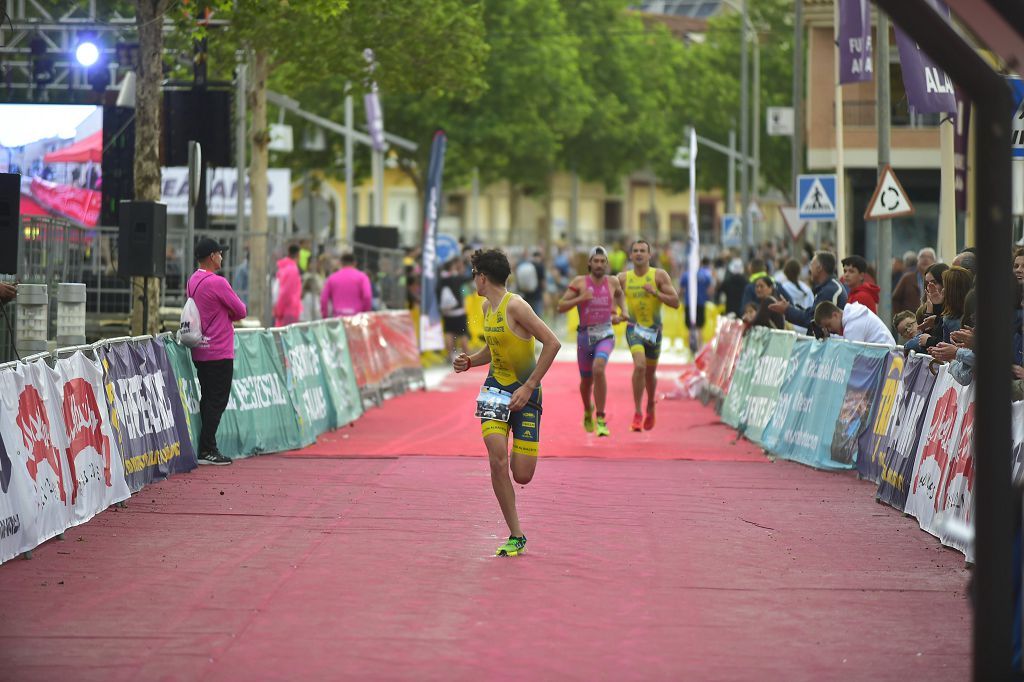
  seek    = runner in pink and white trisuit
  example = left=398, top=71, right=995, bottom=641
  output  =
left=557, top=246, right=626, bottom=437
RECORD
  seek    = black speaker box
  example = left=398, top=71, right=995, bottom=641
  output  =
left=118, top=201, right=167, bottom=278
left=163, top=89, right=233, bottom=167
left=354, top=225, right=400, bottom=250
left=101, top=106, right=135, bottom=227
left=0, top=173, right=19, bottom=276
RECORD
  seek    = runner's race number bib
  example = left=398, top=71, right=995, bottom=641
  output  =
left=475, top=386, right=513, bottom=422
left=587, top=322, right=614, bottom=344
left=633, top=324, right=659, bottom=345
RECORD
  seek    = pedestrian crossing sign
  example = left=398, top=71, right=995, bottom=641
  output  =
left=722, top=213, right=741, bottom=248
left=797, top=174, right=837, bottom=220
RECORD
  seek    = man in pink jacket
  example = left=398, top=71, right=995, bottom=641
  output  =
left=273, top=244, right=303, bottom=326
left=188, top=238, right=248, bottom=466
left=321, top=253, right=373, bottom=317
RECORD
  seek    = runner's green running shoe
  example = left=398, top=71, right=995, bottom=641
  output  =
left=496, top=535, right=527, bottom=557
left=595, top=416, right=610, bottom=437
left=583, top=410, right=595, bottom=433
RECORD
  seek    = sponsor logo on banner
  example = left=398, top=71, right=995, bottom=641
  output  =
left=876, top=355, right=937, bottom=509
left=17, top=385, right=67, bottom=504
left=61, top=378, right=112, bottom=505
left=286, top=340, right=328, bottom=425
left=857, top=353, right=904, bottom=482
left=225, top=373, right=289, bottom=412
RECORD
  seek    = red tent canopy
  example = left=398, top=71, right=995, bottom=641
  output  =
left=43, top=130, right=102, bottom=164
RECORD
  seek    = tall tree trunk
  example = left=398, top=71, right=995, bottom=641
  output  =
left=247, top=49, right=270, bottom=324
left=132, top=0, right=166, bottom=335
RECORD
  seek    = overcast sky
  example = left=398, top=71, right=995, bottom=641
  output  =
left=0, top=105, right=99, bottom=147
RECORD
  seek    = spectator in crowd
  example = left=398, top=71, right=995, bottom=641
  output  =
left=842, top=255, right=880, bottom=313
left=679, top=257, right=714, bottom=352
left=951, top=248, right=977, bottom=275
left=717, top=258, right=748, bottom=317
left=0, top=282, right=15, bottom=304
left=232, top=249, right=250, bottom=306
left=515, top=251, right=546, bottom=317
left=893, top=310, right=918, bottom=342
left=298, top=238, right=313, bottom=273
left=929, top=290, right=977, bottom=387
left=273, top=244, right=303, bottom=327
left=299, top=272, right=322, bottom=322
left=775, top=258, right=814, bottom=334
left=905, top=262, right=949, bottom=352
left=739, top=258, right=768, bottom=312
left=814, top=300, right=895, bottom=345
left=321, top=252, right=373, bottom=318
left=893, top=247, right=936, bottom=315
left=188, top=238, right=247, bottom=466
left=897, top=250, right=917, bottom=291
left=439, top=256, right=471, bottom=359
left=769, top=251, right=847, bottom=336
left=1013, top=246, right=1024, bottom=284
left=936, top=266, right=972, bottom=343
left=608, top=242, right=628, bottom=274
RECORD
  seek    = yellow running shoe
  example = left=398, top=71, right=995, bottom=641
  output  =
left=583, top=410, right=595, bottom=433
left=595, top=416, right=610, bottom=437
left=496, top=535, right=527, bottom=557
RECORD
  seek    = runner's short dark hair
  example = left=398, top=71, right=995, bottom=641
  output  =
left=471, top=249, right=511, bottom=286
left=815, top=251, right=837, bottom=276
left=630, top=239, right=651, bottom=252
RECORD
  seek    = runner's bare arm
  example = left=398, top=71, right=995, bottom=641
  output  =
left=557, top=276, right=590, bottom=313
left=507, top=296, right=562, bottom=410
left=653, top=269, right=680, bottom=308
left=611, top=277, right=627, bottom=323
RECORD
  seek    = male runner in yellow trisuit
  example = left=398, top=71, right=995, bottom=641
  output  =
left=617, top=239, right=680, bottom=431
left=454, top=249, right=561, bottom=556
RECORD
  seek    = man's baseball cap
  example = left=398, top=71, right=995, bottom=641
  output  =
left=195, top=237, right=229, bottom=261
left=589, top=245, right=608, bottom=260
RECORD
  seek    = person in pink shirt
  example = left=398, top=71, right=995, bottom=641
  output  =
left=187, top=237, right=247, bottom=466
left=274, top=244, right=303, bottom=326
left=321, top=253, right=373, bottom=317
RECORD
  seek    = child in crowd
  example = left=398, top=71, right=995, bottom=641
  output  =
left=893, top=310, right=918, bottom=342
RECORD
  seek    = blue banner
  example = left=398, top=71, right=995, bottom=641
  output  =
left=421, top=130, right=448, bottom=327
left=876, top=354, right=937, bottom=509
left=829, top=348, right=889, bottom=467
left=761, top=340, right=861, bottom=470
left=856, top=352, right=905, bottom=482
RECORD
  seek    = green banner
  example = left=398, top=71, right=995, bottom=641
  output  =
left=313, top=321, right=364, bottom=428
left=217, top=331, right=304, bottom=458
left=741, top=331, right=798, bottom=445
left=280, top=325, right=334, bottom=440
left=720, top=327, right=767, bottom=428
left=162, top=336, right=202, bottom=452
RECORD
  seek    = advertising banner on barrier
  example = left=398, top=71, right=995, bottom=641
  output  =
left=280, top=326, right=333, bottom=440
left=856, top=352, right=905, bottom=483
left=904, top=365, right=976, bottom=549
left=741, top=331, right=798, bottom=445
left=54, top=352, right=132, bottom=525
left=1013, top=401, right=1024, bottom=485
left=216, top=331, right=304, bottom=458
left=761, top=340, right=860, bottom=469
left=162, top=338, right=202, bottom=451
left=706, top=319, right=745, bottom=396
left=0, top=361, right=75, bottom=563
left=313, top=322, right=363, bottom=428
left=829, top=348, right=889, bottom=466
left=100, top=340, right=197, bottom=492
left=721, top=327, right=765, bottom=428
left=876, top=354, right=937, bottom=510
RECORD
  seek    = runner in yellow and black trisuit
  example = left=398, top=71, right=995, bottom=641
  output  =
left=454, top=249, right=561, bottom=557
left=617, top=239, right=680, bottom=432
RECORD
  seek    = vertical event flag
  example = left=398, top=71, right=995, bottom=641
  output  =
left=893, top=1, right=956, bottom=114
left=364, top=88, right=386, bottom=152
left=420, top=131, right=448, bottom=351
left=837, top=0, right=873, bottom=84
left=953, top=87, right=971, bottom=212
left=687, top=127, right=699, bottom=326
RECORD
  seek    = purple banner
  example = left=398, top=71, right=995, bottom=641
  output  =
left=363, top=90, right=385, bottom=152
left=856, top=352, right=905, bottom=482
left=100, top=340, right=196, bottom=492
left=875, top=354, right=937, bottom=509
left=837, top=0, right=873, bottom=84
left=830, top=350, right=888, bottom=466
left=953, top=87, right=971, bottom=212
left=893, top=2, right=956, bottom=114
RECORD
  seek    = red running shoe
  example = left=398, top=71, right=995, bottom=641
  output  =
left=630, top=413, right=643, bottom=432
left=643, top=409, right=655, bottom=431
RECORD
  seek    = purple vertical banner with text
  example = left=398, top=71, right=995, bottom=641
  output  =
left=837, top=0, right=873, bottom=84
left=953, top=86, right=971, bottom=212
left=419, top=130, right=448, bottom=352
left=893, top=1, right=956, bottom=114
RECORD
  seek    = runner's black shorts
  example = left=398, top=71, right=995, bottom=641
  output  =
left=443, top=314, right=468, bottom=336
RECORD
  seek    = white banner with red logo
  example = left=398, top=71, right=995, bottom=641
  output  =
left=903, top=365, right=976, bottom=557
left=0, top=354, right=130, bottom=564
